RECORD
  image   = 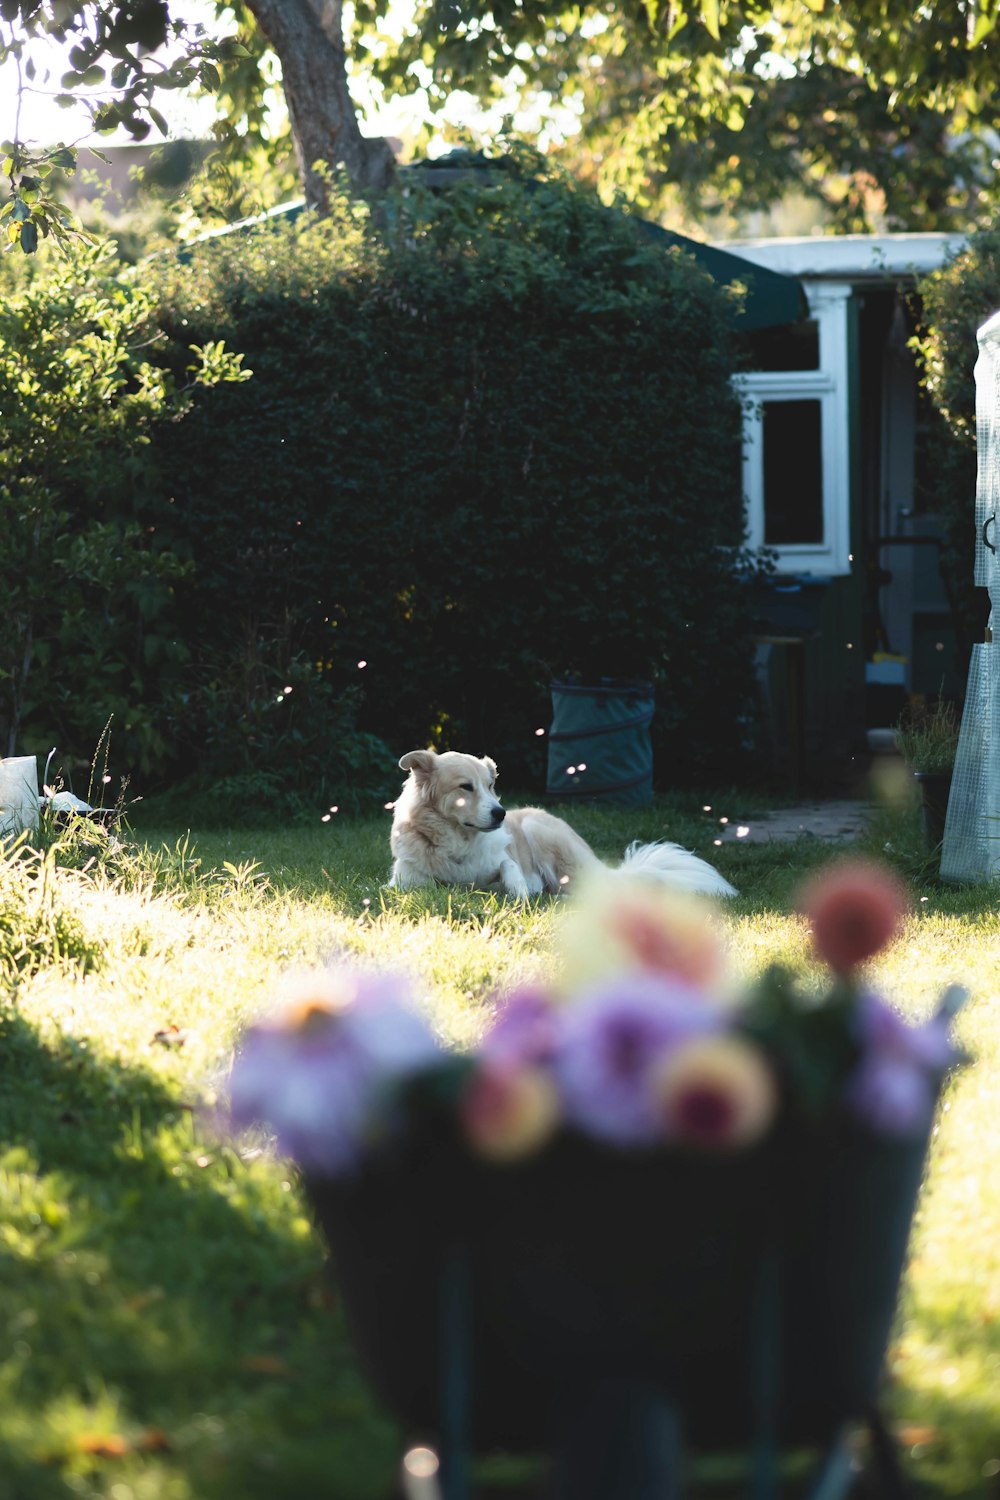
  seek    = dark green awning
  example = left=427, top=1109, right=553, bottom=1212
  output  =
left=635, top=220, right=808, bottom=332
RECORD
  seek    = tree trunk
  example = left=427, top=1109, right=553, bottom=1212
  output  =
left=242, top=0, right=395, bottom=207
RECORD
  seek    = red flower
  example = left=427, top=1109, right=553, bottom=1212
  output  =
left=795, top=858, right=909, bottom=975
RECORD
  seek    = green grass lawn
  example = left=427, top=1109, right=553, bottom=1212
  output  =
left=0, top=786, right=997, bottom=1499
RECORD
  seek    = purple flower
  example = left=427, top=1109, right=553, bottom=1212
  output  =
left=552, top=974, right=723, bottom=1146
left=229, top=969, right=442, bottom=1174
left=844, top=1056, right=937, bottom=1137
left=856, top=992, right=957, bottom=1072
left=481, top=987, right=561, bottom=1068
left=844, top=992, right=959, bottom=1136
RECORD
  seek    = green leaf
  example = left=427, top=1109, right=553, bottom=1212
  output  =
left=971, top=7, right=997, bottom=44
left=702, top=0, right=720, bottom=39
left=11, top=197, right=29, bottom=222
left=19, top=220, right=38, bottom=254
left=130, top=0, right=170, bottom=51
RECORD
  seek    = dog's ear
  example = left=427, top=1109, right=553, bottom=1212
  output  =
left=399, top=749, right=437, bottom=778
left=482, top=756, right=498, bottom=780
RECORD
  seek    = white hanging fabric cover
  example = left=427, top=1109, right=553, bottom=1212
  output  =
left=0, top=755, right=40, bottom=838
left=940, top=309, right=1000, bottom=882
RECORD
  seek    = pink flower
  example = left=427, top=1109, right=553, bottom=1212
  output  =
left=606, top=895, right=726, bottom=987
left=460, top=1061, right=560, bottom=1162
left=651, top=1035, right=778, bottom=1149
left=795, top=858, right=909, bottom=975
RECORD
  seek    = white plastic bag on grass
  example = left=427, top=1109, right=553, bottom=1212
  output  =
left=0, top=756, right=39, bottom=838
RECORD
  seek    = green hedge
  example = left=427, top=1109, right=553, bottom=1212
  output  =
left=146, top=167, right=758, bottom=793
left=914, top=230, right=1000, bottom=662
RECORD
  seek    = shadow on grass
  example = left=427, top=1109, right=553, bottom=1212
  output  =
left=0, top=1004, right=400, bottom=1500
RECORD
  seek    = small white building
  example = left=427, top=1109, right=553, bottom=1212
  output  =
left=717, top=232, right=971, bottom=780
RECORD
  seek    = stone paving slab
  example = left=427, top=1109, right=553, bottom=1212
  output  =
left=707, top=799, right=871, bottom=846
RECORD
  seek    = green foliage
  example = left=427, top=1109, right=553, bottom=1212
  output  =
left=350, top=0, right=1000, bottom=232
left=912, top=230, right=1000, bottom=660
left=915, top=230, right=1000, bottom=446
left=0, top=2, right=240, bottom=254
left=0, top=239, right=249, bottom=771
left=144, top=162, right=757, bottom=786
left=0, top=836, right=103, bottom=979
left=149, top=641, right=401, bottom=827
left=895, top=697, right=960, bottom=775
left=6, top=1, right=1000, bottom=253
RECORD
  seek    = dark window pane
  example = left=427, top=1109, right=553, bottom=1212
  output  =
left=763, top=399, right=823, bottom=545
left=746, top=319, right=820, bottom=372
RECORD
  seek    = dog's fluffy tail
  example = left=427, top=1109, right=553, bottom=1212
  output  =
left=617, top=839, right=737, bottom=898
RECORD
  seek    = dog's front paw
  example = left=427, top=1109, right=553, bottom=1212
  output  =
left=499, top=864, right=540, bottom=903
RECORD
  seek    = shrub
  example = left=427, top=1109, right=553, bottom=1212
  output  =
left=0, top=241, right=248, bottom=776
left=150, top=637, right=399, bottom=826
left=145, top=161, right=758, bottom=787
left=912, top=230, right=1000, bottom=663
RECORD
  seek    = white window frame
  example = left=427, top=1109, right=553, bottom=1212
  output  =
left=738, top=281, right=853, bottom=576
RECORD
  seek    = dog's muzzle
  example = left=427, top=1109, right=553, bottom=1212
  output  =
left=489, top=806, right=506, bottom=827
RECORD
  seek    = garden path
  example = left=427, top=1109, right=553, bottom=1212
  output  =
left=713, top=798, right=871, bottom=845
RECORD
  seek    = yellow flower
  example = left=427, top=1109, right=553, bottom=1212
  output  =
left=650, top=1034, right=777, bottom=1149
left=556, top=878, right=729, bottom=998
left=460, top=1062, right=561, bottom=1162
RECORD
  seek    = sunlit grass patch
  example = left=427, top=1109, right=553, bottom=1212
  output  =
left=0, top=796, right=997, bottom=1497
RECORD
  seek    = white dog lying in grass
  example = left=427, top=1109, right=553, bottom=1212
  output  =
left=387, top=748, right=736, bottom=900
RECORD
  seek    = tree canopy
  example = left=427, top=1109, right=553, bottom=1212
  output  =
left=200, top=0, right=1000, bottom=233
left=360, top=0, right=1000, bottom=231
left=4, top=0, right=1000, bottom=250
left=0, top=1, right=235, bottom=249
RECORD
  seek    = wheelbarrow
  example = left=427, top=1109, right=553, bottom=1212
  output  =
left=306, top=1110, right=933, bottom=1499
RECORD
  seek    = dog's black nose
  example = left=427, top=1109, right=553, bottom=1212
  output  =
left=491, top=806, right=506, bottom=826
